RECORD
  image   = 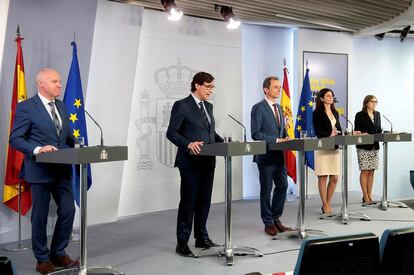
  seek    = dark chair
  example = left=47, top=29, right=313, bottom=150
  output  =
left=293, top=233, right=380, bottom=275
left=0, top=256, right=15, bottom=275
left=380, top=227, right=414, bottom=275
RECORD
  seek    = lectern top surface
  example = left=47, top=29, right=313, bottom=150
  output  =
left=35, top=146, right=128, bottom=164
left=192, top=141, right=266, bottom=156
left=268, top=137, right=335, bottom=151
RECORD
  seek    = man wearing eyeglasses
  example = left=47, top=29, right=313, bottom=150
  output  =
left=167, top=71, right=223, bottom=257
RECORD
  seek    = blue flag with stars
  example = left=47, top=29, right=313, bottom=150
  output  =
left=294, top=68, right=315, bottom=170
left=63, top=41, right=92, bottom=206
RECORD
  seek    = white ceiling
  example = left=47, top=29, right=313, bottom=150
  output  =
left=111, top=0, right=413, bottom=37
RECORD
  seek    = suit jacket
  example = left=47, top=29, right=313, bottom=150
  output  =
left=313, top=109, right=342, bottom=149
left=9, top=94, right=74, bottom=183
left=166, top=94, right=223, bottom=169
left=354, top=110, right=382, bottom=150
left=251, top=99, right=287, bottom=165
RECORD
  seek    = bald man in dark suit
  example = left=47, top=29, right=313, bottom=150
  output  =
left=9, top=68, right=77, bottom=274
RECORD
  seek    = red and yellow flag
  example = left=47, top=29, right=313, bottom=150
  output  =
left=3, top=30, right=31, bottom=215
left=281, top=67, right=297, bottom=183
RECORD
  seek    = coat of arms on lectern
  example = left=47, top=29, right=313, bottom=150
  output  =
left=318, top=140, right=323, bottom=148
left=100, top=149, right=108, bottom=160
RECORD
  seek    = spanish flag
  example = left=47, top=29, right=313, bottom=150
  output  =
left=280, top=67, right=297, bottom=183
left=3, top=27, right=31, bottom=215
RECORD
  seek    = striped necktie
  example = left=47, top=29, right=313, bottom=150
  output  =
left=199, top=102, right=210, bottom=127
left=48, top=102, right=62, bottom=135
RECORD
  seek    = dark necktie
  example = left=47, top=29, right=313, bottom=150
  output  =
left=199, top=102, right=210, bottom=127
left=272, top=103, right=280, bottom=128
left=48, top=102, right=62, bottom=135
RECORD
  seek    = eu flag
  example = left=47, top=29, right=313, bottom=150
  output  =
left=294, top=68, right=315, bottom=170
left=63, top=41, right=92, bottom=206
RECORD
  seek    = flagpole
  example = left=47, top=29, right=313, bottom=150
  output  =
left=3, top=182, right=31, bottom=252
left=305, top=160, right=309, bottom=199
left=305, top=60, right=309, bottom=200
left=3, top=25, right=31, bottom=253
left=66, top=32, right=80, bottom=243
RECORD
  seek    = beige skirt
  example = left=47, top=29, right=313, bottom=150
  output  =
left=315, top=149, right=341, bottom=176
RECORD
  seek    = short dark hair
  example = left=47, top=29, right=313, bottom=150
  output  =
left=262, top=76, right=279, bottom=94
left=191, top=72, right=214, bottom=92
left=263, top=76, right=279, bottom=89
left=315, top=88, right=338, bottom=114
left=362, top=95, right=376, bottom=112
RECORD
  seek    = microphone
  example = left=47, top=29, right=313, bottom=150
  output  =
left=227, top=114, right=247, bottom=142
left=333, top=98, right=339, bottom=103
left=84, top=109, right=104, bottom=147
left=382, top=115, right=393, bottom=133
left=340, top=113, right=354, bottom=135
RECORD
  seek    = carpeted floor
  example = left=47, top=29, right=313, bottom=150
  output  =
left=3, top=191, right=414, bottom=275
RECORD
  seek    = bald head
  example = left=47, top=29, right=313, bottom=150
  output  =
left=36, top=68, right=62, bottom=100
left=36, top=68, right=58, bottom=82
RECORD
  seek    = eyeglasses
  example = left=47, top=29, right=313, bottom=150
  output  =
left=369, top=100, right=378, bottom=103
left=202, top=84, right=216, bottom=90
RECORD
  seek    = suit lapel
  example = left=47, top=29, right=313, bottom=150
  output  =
left=277, top=104, right=284, bottom=130
left=55, top=100, right=67, bottom=140
left=34, top=94, right=59, bottom=138
left=187, top=95, right=210, bottom=129
left=262, top=99, right=281, bottom=130
left=262, top=99, right=274, bottom=119
left=204, top=102, right=213, bottom=128
left=365, top=111, right=374, bottom=126
left=375, top=112, right=380, bottom=129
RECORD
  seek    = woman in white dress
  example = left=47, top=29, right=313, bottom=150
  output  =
left=312, top=88, right=342, bottom=214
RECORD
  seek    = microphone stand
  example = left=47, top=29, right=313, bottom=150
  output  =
left=84, top=109, right=104, bottom=147
left=340, top=114, right=354, bottom=135
left=382, top=115, right=393, bottom=133
left=227, top=114, right=246, bottom=142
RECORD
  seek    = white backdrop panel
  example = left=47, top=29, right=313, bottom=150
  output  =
left=241, top=24, right=294, bottom=198
left=119, top=9, right=242, bottom=217
left=350, top=36, right=414, bottom=200
left=84, top=0, right=143, bottom=225
left=0, top=0, right=9, bottom=74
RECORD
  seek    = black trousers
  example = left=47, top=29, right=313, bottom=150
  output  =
left=176, top=167, right=215, bottom=243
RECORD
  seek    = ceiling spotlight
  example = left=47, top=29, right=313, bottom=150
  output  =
left=161, top=0, right=183, bottom=21
left=374, top=33, right=385, bottom=41
left=215, top=4, right=241, bottom=30
left=400, top=25, right=411, bottom=42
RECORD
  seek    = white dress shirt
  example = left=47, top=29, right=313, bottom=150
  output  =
left=264, top=96, right=283, bottom=142
left=190, top=93, right=211, bottom=124
left=33, top=93, right=63, bottom=155
left=264, top=96, right=280, bottom=118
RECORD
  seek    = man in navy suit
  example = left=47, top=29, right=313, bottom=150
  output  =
left=167, top=72, right=223, bottom=257
left=251, top=76, right=293, bottom=236
left=9, top=68, right=77, bottom=274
